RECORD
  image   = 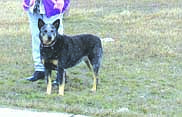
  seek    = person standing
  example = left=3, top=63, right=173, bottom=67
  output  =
left=23, top=0, right=70, bottom=81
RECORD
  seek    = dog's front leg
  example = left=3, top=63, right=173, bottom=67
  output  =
left=57, top=68, right=65, bottom=96
left=45, top=69, right=52, bottom=95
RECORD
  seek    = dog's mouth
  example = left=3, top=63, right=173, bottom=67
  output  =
left=41, top=38, right=57, bottom=47
left=40, top=34, right=57, bottom=47
left=42, top=40, right=56, bottom=47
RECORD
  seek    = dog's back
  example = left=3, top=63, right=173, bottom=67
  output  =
left=56, top=34, right=103, bottom=69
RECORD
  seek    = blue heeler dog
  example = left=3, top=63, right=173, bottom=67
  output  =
left=38, top=19, right=103, bottom=96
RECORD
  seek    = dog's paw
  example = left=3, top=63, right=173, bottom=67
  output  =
left=58, top=93, right=64, bottom=96
left=58, top=90, right=64, bottom=96
left=90, top=88, right=96, bottom=92
left=46, top=91, right=51, bottom=95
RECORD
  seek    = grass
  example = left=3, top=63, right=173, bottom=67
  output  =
left=0, top=0, right=182, bottom=116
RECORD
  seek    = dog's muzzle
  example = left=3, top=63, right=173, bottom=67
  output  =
left=41, top=38, right=57, bottom=47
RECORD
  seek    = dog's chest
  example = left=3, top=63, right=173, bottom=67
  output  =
left=40, top=45, right=60, bottom=58
left=40, top=46, right=60, bottom=69
left=42, top=59, right=58, bottom=70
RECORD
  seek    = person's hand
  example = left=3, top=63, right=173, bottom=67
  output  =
left=23, top=0, right=34, bottom=8
left=29, top=0, right=34, bottom=7
left=52, top=0, right=64, bottom=11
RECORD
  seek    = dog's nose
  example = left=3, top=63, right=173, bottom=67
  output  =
left=48, top=36, right=52, bottom=41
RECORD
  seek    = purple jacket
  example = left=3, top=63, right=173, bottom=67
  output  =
left=23, top=0, right=70, bottom=18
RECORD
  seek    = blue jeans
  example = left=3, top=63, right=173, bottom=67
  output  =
left=28, top=11, right=63, bottom=71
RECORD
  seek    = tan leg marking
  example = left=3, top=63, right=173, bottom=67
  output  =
left=47, top=76, right=52, bottom=95
left=86, top=59, right=97, bottom=92
left=58, top=71, right=65, bottom=96
left=51, top=59, right=58, bottom=66
left=91, top=73, right=97, bottom=92
left=59, top=83, right=65, bottom=96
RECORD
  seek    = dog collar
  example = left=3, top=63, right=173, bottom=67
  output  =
left=41, top=39, right=57, bottom=48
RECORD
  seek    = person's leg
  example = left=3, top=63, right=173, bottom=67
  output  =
left=26, top=11, right=45, bottom=81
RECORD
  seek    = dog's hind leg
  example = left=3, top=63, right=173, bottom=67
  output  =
left=91, top=65, right=98, bottom=92
left=88, top=47, right=103, bottom=92
left=84, top=57, right=92, bottom=71
left=45, top=69, right=52, bottom=95
left=84, top=58, right=98, bottom=92
left=57, top=68, right=65, bottom=96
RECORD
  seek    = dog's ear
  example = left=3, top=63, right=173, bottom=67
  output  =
left=38, top=18, right=45, bottom=30
left=52, top=19, right=60, bottom=31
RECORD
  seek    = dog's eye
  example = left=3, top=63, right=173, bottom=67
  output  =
left=51, top=30, right=54, bottom=33
left=44, top=30, right=47, bottom=33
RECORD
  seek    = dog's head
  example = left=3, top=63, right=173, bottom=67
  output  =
left=38, top=19, right=60, bottom=47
